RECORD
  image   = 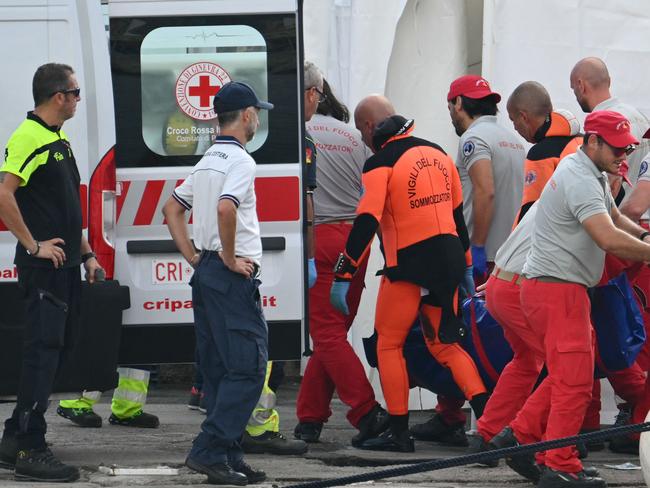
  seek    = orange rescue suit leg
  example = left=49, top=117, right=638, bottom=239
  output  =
left=420, top=295, right=487, bottom=401
left=375, top=278, right=487, bottom=416
left=375, top=278, right=420, bottom=416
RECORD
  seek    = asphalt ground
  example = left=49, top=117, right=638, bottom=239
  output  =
left=0, top=380, right=645, bottom=487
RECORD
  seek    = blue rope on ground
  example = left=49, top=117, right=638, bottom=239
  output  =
left=280, top=421, right=650, bottom=488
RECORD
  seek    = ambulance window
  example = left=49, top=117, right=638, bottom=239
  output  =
left=111, top=14, right=299, bottom=167
left=140, top=25, right=268, bottom=156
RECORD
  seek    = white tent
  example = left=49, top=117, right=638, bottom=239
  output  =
left=303, top=0, right=650, bottom=416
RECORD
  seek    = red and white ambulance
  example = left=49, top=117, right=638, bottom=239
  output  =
left=0, top=0, right=308, bottom=392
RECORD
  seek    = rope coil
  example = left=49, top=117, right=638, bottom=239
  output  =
left=280, top=421, right=650, bottom=488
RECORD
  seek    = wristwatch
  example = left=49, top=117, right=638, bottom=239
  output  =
left=81, top=251, right=97, bottom=263
left=26, top=241, right=40, bottom=256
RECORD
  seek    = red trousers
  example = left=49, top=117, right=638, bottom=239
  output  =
left=512, top=279, right=594, bottom=473
left=582, top=255, right=649, bottom=432
left=375, top=278, right=486, bottom=415
left=296, top=223, right=376, bottom=428
left=630, top=265, right=650, bottom=434
left=476, top=275, right=544, bottom=441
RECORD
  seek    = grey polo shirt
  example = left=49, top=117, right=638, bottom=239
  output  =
left=522, top=149, right=615, bottom=287
left=306, top=114, right=371, bottom=224
left=494, top=203, right=537, bottom=275
left=456, top=115, right=525, bottom=260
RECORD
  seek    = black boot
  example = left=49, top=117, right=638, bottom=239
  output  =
left=489, top=426, right=540, bottom=483
left=466, top=431, right=498, bottom=467
left=351, top=404, right=390, bottom=447
left=537, top=466, right=606, bottom=488
left=410, top=412, right=468, bottom=446
left=358, top=414, right=415, bottom=452
left=469, top=392, right=490, bottom=419
left=14, top=447, right=80, bottom=482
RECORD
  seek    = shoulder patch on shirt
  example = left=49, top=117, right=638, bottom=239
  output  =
left=639, top=160, right=648, bottom=178
left=524, top=170, right=537, bottom=186
left=462, top=140, right=475, bottom=157
left=305, top=146, right=313, bottom=164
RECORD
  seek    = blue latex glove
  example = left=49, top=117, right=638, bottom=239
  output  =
left=308, top=258, right=317, bottom=288
left=471, top=245, right=487, bottom=280
left=330, top=281, right=351, bottom=315
left=461, top=265, right=475, bottom=298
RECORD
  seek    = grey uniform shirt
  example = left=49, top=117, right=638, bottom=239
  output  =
left=522, top=149, right=615, bottom=287
left=494, top=202, right=537, bottom=275
left=456, top=115, right=525, bottom=260
left=306, top=114, right=372, bottom=224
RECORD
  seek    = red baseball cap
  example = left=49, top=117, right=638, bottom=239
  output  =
left=447, top=75, right=501, bottom=102
left=584, top=110, right=639, bottom=148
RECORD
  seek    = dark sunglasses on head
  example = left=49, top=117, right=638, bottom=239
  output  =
left=50, top=87, right=81, bottom=98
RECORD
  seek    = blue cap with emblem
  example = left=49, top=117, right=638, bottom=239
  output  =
left=213, top=81, right=273, bottom=114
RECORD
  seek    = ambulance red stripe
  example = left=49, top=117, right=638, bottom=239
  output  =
left=133, top=180, right=166, bottom=225
left=117, top=176, right=300, bottom=226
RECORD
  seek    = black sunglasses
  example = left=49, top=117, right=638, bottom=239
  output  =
left=50, top=87, right=81, bottom=98
left=595, top=135, right=635, bottom=157
left=306, top=86, right=327, bottom=103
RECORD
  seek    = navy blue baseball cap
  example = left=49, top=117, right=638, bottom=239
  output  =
left=213, top=81, right=274, bottom=114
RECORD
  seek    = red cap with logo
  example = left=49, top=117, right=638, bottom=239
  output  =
left=584, top=110, right=639, bottom=148
left=447, top=75, right=501, bottom=102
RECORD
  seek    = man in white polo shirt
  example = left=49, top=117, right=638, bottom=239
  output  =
left=163, top=81, right=272, bottom=486
left=491, top=111, right=650, bottom=488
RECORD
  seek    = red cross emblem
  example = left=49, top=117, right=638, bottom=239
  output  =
left=175, top=62, right=232, bottom=120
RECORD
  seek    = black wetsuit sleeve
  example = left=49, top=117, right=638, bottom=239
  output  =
left=345, top=213, right=379, bottom=262
left=453, top=204, right=470, bottom=251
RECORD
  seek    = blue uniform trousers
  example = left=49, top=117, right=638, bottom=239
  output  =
left=188, top=252, right=267, bottom=466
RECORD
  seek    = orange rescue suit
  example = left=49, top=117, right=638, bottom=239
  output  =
left=338, top=117, right=486, bottom=415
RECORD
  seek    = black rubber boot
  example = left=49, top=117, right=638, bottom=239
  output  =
left=351, top=404, right=390, bottom=447
left=108, top=411, right=159, bottom=428
left=358, top=414, right=415, bottom=452
left=467, top=431, right=498, bottom=467
left=489, top=426, right=541, bottom=483
left=56, top=406, right=102, bottom=428
left=410, top=412, right=468, bottom=446
left=293, top=422, right=323, bottom=443
left=537, top=466, right=606, bottom=488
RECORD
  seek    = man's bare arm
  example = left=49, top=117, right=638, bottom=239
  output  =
left=163, top=196, right=198, bottom=266
left=0, top=171, right=65, bottom=267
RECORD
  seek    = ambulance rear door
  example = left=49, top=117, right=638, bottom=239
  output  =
left=107, top=0, right=306, bottom=364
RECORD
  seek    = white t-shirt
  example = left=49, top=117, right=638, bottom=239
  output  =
left=173, top=136, right=262, bottom=264
left=494, top=203, right=537, bottom=275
